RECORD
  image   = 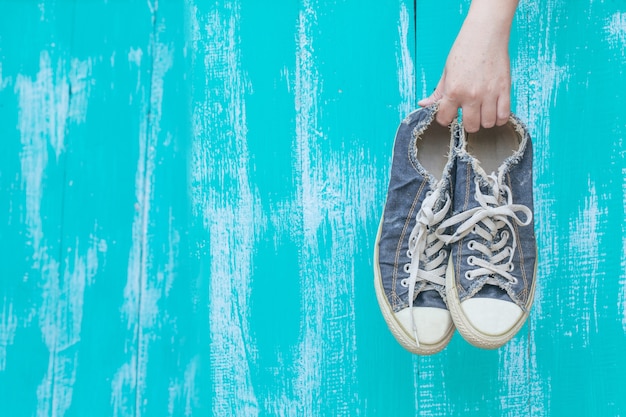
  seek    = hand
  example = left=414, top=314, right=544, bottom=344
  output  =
left=418, top=0, right=518, bottom=133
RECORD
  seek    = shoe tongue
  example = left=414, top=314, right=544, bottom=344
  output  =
left=415, top=289, right=447, bottom=310
left=472, top=284, right=513, bottom=303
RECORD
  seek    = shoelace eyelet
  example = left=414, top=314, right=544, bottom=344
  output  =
left=465, top=271, right=473, bottom=280
left=403, top=264, right=410, bottom=273
left=400, top=278, right=408, bottom=287
left=467, top=256, right=475, bottom=266
left=508, top=263, right=515, bottom=272
left=467, top=240, right=476, bottom=250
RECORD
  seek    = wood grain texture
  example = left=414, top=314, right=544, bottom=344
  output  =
left=1, top=0, right=625, bottom=416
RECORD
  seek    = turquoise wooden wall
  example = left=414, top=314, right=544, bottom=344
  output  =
left=1, top=1, right=625, bottom=416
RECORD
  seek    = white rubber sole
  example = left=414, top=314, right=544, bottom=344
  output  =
left=445, top=250, right=538, bottom=349
left=373, top=221, right=455, bottom=355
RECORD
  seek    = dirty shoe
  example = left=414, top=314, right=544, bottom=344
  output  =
left=437, top=114, right=537, bottom=349
left=374, top=106, right=457, bottom=355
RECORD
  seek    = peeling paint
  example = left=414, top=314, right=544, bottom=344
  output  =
left=14, top=50, right=94, bottom=417
left=111, top=361, right=136, bottom=417
left=188, top=2, right=260, bottom=415
left=2, top=1, right=626, bottom=416
left=0, top=301, right=17, bottom=371
left=396, top=2, right=415, bottom=117
left=15, top=52, right=69, bottom=259
left=36, top=238, right=101, bottom=417
left=292, top=2, right=370, bottom=415
left=498, top=337, right=530, bottom=415
left=292, top=4, right=325, bottom=415
left=128, top=48, right=143, bottom=67
left=605, top=12, right=626, bottom=51
left=621, top=167, right=626, bottom=331
left=166, top=357, right=199, bottom=417
left=116, top=27, right=175, bottom=417
left=566, top=179, right=603, bottom=348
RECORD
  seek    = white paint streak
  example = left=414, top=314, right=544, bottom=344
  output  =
left=419, top=68, right=428, bottom=106
left=167, top=357, right=199, bottom=417
left=114, top=33, right=175, bottom=417
left=165, top=208, right=179, bottom=296
left=15, top=51, right=95, bottom=417
left=262, top=354, right=299, bottom=417
left=529, top=321, right=551, bottom=415
left=498, top=336, right=530, bottom=414
left=513, top=1, right=569, bottom=176
left=396, top=3, right=415, bottom=116
left=566, top=178, right=603, bottom=347
left=16, top=52, right=69, bottom=259
left=509, top=3, right=569, bottom=414
left=293, top=5, right=324, bottom=415
left=128, top=48, right=143, bottom=67
left=111, top=362, right=136, bottom=417
left=605, top=12, right=626, bottom=51
left=0, top=63, right=11, bottom=90
left=187, top=3, right=260, bottom=415
left=0, top=300, right=18, bottom=371
left=68, top=58, right=93, bottom=126
left=127, top=47, right=144, bottom=104
left=514, top=9, right=568, bottom=294
left=36, top=238, right=101, bottom=417
left=292, top=3, right=365, bottom=415
left=114, top=88, right=149, bottom=417
left=413, top=357, right=450, bottom=415
left=620, top=167, right=626, bottom=331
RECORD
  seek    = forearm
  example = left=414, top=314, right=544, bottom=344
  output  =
left=419, top=0, right=520, bottom=131
left=463, top=0, right=519, bottom=44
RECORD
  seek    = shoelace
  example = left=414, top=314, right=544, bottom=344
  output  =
left=403, top=188, right=451, bottom=347
left=436, top=174, right=532, bottom=286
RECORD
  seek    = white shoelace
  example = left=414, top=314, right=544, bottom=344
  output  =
left=403, top=188, right=451, bottom=347
left=436, top=174, right=532, bottom=287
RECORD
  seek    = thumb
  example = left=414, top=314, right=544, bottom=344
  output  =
left=418, top=74, right=445, bottom=107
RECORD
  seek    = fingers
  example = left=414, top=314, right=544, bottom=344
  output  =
left=419, top=75, right=511, bottom=131
left=496, top=93, right=511, bottom=126
left=435, top=96, right=459, bottom=127
left=461, top=102, right=481, bottom=133
left=417, top=92, right=438, bottom=107
left=480, top=99, right=497, bottom=129
left=434, top=97, right=506, bottom=132
left=418, top=76, right=445, bottom=107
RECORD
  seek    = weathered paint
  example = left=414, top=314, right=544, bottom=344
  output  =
left=1, top=1, right=626, bottom=416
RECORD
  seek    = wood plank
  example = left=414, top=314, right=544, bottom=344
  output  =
left=187, top=0, right=416, bottom=415
left=126, top=2, right=213, bottom=415
left=41, top=1, right=153, bottom=416
left=411, top=1, right=530, bottom=415
left=3, top=0, right=626, bottom=416
left=0, top=3, right=76, bottom=415
left=519, top=0, right=626, bottom=415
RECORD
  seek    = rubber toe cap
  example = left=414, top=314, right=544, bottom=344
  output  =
left=395, top=307, right=452, bottom=345
left=460, top=298, right=523, bottom=336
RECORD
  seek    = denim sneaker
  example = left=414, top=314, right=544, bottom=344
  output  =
left=436, top=114, right=537, bottom=349
left=374, top=105, right=457, bottom=355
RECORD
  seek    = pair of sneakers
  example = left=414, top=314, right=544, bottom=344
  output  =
left=374, top=105, right=537, bottom=355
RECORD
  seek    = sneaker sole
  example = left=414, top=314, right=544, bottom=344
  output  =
left=444, top=251, right=538, bottom=349
left=373, top=219, right=455, bottom=355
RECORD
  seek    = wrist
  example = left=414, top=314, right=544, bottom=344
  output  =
left=464, top=0, right=518, bottom=37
